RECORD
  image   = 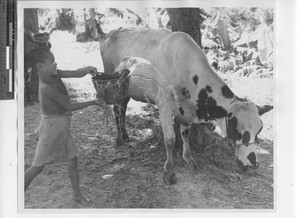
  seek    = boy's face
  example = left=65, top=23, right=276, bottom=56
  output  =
left=38, top=52, right=57, bottom=77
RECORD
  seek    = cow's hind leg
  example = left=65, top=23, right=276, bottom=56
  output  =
left=181, top=125, right=198, bottom=172
left=159, top=106, right=177, bottom=185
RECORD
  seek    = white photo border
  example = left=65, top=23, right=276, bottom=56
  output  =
left=0, top=0, right=295, bottom=217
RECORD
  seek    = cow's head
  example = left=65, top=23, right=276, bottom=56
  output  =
left=225, top=101, right=273, bottom=172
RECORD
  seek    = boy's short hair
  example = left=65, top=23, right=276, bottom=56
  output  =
left=26, top=47, right=52, bottom=71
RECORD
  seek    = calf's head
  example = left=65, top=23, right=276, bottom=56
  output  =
left=226, top=101, right=273, bottom=172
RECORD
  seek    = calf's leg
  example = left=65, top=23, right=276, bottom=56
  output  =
left=113, top=98, right=130, bottom=146
left=113, top=103, right=123, bottom=146
left=180, top=125, right=198, bottom=172
left=120, top=97, right=130, bottom=140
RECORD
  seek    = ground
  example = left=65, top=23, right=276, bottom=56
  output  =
left=24, top=31, right=274, bottom=209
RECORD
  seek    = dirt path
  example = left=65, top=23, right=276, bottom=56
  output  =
left=24, top=102, right=273, bottom=209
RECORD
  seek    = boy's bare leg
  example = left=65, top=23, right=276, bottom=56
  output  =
left=67, top=156, right=91, bottom=205
left=25, top=166, right=44, bottom=191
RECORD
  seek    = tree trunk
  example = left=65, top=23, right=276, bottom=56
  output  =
left=76, top=8, right=104, bottom=42
left=24, top=9, right=39, bottom=33
left=24, top=9, right=39, bottom=104
left=166, top=8, right=214, bottom=152
left=167, top=8, right=203, bottom=48
left=56, top=8, right=75, bottom=32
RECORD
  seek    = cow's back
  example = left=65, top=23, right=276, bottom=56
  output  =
left=100, top=28, right=230, bottom=104
left=100, top=28, right=172, bottom=74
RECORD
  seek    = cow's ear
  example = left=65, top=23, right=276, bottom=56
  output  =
left=257, top=105, right=273, bottom=116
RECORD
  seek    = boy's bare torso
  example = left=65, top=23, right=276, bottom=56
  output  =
left=39, top=73, right=70, bottom=115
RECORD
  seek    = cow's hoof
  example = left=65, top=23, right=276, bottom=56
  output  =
left=190, top=159, right=199, bottom=173
left=184, top=157, right=198, bottom=172
left=123, top=137, right=131, bottom=142
left=122, top=133, right=130, bottom=140
left=163, top=172, right=177, bottom=185
left=114, top=138, right=122, bottom=147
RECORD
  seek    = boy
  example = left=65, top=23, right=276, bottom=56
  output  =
left=25, top=47, right=102, bottom=205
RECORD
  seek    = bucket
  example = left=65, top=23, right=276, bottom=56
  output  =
left=92, top=70, right=130, bottom=104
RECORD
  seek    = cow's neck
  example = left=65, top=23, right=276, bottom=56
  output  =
left=193, top=79, right=240, bottom=121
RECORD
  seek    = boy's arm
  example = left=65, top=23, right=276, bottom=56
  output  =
left=58, top=66, right=98, bottom=78
left=46, top=86, right=101, bottom=111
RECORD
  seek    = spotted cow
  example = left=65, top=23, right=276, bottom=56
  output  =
left=97, top=28, right=273, bottom=184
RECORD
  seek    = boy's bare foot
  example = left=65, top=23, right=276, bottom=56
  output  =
left=73, top=193, right=91, bottom=206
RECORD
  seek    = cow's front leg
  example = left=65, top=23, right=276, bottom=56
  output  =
left=159, top=106, right=177, bottom=185
left=180, top=125, right=198, bottom=172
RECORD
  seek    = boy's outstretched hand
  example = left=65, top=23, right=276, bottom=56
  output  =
left=85, top=66, right=98, bottom=76
left=93, top=99, right=104, bottom=106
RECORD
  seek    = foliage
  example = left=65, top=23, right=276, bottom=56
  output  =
left=37, top=7, right=274, bottom=78
left=38, top=8, right=75, bottom=33
left=202, top=8, right=274, bottom=78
